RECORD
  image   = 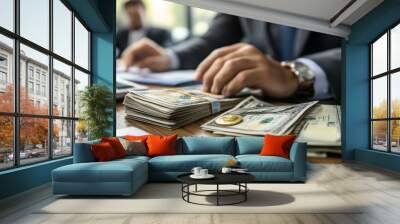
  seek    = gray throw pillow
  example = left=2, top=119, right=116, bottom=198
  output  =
left=119, top=138, right=147, bottom=156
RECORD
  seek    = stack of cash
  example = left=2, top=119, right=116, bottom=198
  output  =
left=123, top=88, right=243, bottom=129
left=201, top=96, right=318, bottom=136
left=293, top=104, right=341, bottom=146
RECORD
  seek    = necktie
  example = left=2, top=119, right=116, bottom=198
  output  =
left=278, top=26, right=296, bottom=60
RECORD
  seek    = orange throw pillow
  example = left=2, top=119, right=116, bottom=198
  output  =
left=259, top=134, right=296, bottom=159
left=125, top=135, right=149, bottom=141
left=101, top=137, right=126, bottom=158
left=146, top=134, right=177, bottom=157
left=91, top=142, right=117, bottom=162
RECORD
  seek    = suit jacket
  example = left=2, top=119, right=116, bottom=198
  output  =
left=170, top=14, right=342, bottom=101
left=117, top=27, right=172, bottom=57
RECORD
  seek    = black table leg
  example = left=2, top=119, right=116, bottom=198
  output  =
left=245, top=183, right=247, bottom=201
left=216, top=184, right=219, bottom=206
left=181, top=184, right=183, bottom=199
left=187, top=184, right=190, bottom=202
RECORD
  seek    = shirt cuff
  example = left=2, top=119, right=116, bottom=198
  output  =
left=297, top=58, right=332, bottom=100
left=116, top=48, right=120, bottom=58
left=165, top=49, right=180, bottom=70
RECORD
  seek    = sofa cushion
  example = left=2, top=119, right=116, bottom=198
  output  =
left=236, top=155, right=293, bottom=172
left=147, top=134, right=177, bottom=157
left=149, top=154, right=235, bottom=172
left=73, top=140, right=100, bottom=163
left=260, top=134, right=296, bottom=159
left=53, top=158, right=147, bottom=183
left=125, top=135, right=149, bottom=141
left=91, top=142, right=118, bottom=162
left=236, top=137, right=263, bottom=155
left=119, top=138, right=147, bottom=156
left=178, top=137, right=235, bottom=155
left=101, top=137, right=127, bottom=158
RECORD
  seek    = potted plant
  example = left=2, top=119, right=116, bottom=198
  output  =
left=79, top=84, right=113, bottom=140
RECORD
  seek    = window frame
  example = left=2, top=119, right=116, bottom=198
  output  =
left=0, top=0, right=92, bottom=171
left=370, top=21, right=400, bottom=154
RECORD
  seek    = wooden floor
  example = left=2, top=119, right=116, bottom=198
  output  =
left=1, top=161, right=400, bottom=224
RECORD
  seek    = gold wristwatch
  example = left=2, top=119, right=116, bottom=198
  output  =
left=281, top=61, right=316, bottom=98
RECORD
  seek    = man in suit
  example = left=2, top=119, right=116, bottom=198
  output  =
left=119, top=14, right=342, bottom=101
left=116, top=0, right=172, bottom=57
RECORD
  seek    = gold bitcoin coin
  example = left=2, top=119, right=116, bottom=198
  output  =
left=215, top=114, right=243, bottom=126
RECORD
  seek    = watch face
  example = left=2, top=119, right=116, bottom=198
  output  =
left=295, top=62, right=315, bottom=81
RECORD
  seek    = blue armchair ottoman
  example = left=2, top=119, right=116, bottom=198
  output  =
left=52, top=141, right=148, bottom=196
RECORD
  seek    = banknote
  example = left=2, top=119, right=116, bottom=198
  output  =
left=294, top=104, right=341, bottom=146
left=201, top=96, right=318, bottom=135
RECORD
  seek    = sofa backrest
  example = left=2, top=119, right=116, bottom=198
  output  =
left=73, top=140, right=100, bottom=163
left=177, top=137, right=236, bottom=155
left=74, top=136, right=267, bottom=163
left=235, top=136, right=263, bottom=155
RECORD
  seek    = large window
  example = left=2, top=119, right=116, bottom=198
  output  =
left=116, top=0, right=216, bottom=42
left=371, top=23, right=400, bottom=153
left=191, top=7, right=217, bottom=37
left=0, top=0, right=91, bottom=171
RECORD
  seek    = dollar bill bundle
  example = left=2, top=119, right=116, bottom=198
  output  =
left=201, top=96, right=318, bottom=136
left=293, top=104, right=341, bottom=146
left=123, top=88, right=243, bottom=129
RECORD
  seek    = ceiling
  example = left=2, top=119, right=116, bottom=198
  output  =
left=166, top=0, right=384, bottom=38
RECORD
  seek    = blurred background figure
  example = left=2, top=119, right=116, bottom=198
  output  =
left=116, top=0, right=173, bottom=57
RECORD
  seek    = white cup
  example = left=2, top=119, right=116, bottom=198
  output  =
left=191, top=167, right=202, bottom=176
left=221, top=167, right=232, bottom=174
left=200, top=169, right=208, bottom=176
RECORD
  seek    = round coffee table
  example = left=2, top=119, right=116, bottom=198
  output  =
left=177, top=173, right=255, bottom=206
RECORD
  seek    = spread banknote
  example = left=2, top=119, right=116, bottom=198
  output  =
left=201, top=96, right=318, bottom=136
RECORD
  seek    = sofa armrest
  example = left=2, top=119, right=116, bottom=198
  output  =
left=289, top=142, right=307, bottom=181
left=73, top=140, right=100, bottom=163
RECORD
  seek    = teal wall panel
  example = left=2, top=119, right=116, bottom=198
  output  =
left=92, top=31, right=116, bottom=135
left=342, top=44, right=369, bottom=160
left=91, top=0, right=116, bottom=135
left=66, top=0, right=110, bottom=32
left=355, top=149, right=400, bottom=172
left=0, top=158, right=72, bottom=199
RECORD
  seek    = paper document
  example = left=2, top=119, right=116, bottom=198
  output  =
left=116, top=76, right=148, bottom=100
left=117, top=67, right=200, bottom=86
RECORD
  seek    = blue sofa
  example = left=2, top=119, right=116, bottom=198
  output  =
left=52, top=136, right=307, bottom=196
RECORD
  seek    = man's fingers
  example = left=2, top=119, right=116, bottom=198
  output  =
left=195, top=43, right=244, bottom=81
left=202, top=57, right=225, bottom=92
left=136, top=57, right=157, bottom=69
left=120, top=38, right=159, bottom=69
left=210, top=57, right=255, bottom=94
left=120, top=52, right=134, bottom=69
left=222, top=69, right=257, bottom=97
left=121, top=45, right=143, bottom=69
left=202, top=49, right=252, bottom=93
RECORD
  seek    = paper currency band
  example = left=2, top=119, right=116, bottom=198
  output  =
left=210, top=100, right=221, bottom=114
